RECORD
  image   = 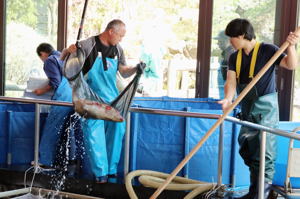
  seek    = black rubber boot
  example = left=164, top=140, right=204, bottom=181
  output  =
left=235, top=181, right=257, bottom=199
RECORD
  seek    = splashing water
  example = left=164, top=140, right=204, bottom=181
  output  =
left=47, top=112, right=85, bottom=192
left=21, top=112, right=88, bottom=199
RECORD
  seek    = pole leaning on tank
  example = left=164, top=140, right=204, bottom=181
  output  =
left=150, top=27, right=300, bottom=199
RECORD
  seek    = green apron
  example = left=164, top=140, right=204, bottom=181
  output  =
left=237, top=86, right=278, bottom=183
left=236, top=42, right=279, bottom=183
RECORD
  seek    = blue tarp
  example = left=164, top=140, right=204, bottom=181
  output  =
left=186, top=108, right=233, bottom=184
left=129, top=97, right=300, bottom=188
left=0, top=112, right=8, bottom=164
left=0, top=102, right=35, bottom=112
left=1, top=99, right=300, bottom=189
left=9, top=112, right=35, bottom=164
left=129, top=97, right=238, bottom=185
left=273, top=121, right=300, bottom=188
left=131, top=96, right=223, bottom=110
left=0, top=102, right=47, bottom=165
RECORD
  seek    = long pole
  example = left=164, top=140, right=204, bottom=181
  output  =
left=76, top=0, right=89, bottom=43
left=150, top=27, right=300, bottom=199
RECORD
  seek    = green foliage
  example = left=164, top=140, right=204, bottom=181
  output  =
left=67, top=0, right=199, bottom=59
left=212, top=0, right=277, bottom=58
left=7, top=0, right=37, bottom=27
left=5, top=0, right=57, bottom=88
left=6, top=22, right=47, bottom=84
left=213, top=0, right=276, bottom=43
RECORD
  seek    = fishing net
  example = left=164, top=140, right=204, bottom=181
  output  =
left=64, top=51, right=145, bottom=121
left=63, top=47, right=86, bottom=81
left=111, top=70, right=142, bottom=118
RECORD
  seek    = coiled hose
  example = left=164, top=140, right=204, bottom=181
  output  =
left=125, top=170, right=216, bottom=199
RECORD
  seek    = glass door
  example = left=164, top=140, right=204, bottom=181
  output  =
left=67, top=0, right=199, bottom=98
left=293, top=66, right=300, bottom=121
left=292, top=14, right=300, bottom=121
left=210, top=0, right=277, bottom=99
left=5, top=0, right=58, bottom=97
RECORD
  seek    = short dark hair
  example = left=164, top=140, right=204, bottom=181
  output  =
left=105, top=19, right=125, bottom=32
left=225, top=18, right=256, bottom=41
left=36, top=43, right=54, bottom=56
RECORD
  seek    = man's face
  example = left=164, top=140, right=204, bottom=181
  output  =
left=109, top=25, right=126, bottom=46
left=39, top=52, right=48, bottom=62
left=229, top=35, right=244, bottom=50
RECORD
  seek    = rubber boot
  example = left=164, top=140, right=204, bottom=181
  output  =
left=235, top=181, right=257, bottom=199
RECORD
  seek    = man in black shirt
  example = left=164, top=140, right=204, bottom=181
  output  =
left=62, top=19, right=142, bottom=183
left=218, top=18, right=299, bottom=199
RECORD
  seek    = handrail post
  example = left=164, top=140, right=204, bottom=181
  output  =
left=33, top=103, right=40, bottom=173
left=124, top=112, right=131, bottom=177
left=217, top=122, right=224, bottom=186
left=258, top=131, right=266, bottom=199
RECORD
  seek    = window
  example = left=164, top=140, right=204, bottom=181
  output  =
left=5, top=0, right=58, bottom=97
left=292, top=16, right=300, bottom=121
left=67, top=0, right=199, bottom=98
left=293, top=66, right=300, bottom=121
left=210, top=0, right=277, bottom=99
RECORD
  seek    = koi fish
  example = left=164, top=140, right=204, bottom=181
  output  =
left=73, top=99, right=124, bottom=122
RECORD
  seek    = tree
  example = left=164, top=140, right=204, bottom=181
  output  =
left=5, top=0, right=57, bottom=96
left=7, top=0, right=37, bottom=27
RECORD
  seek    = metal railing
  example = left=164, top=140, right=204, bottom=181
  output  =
left=0, top=96, right=300, bottom=199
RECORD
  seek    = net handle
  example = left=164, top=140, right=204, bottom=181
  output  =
left=76, top=0, right=89, bottom=45
left=64, top=0, right=89, bottom=81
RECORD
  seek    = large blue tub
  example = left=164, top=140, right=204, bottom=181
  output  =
left=0, top=102, right=46, bottom=165
left=1, top=98, right=299, bottom=189
left=128, top=97, right=239, bottom=185
left=273, top=121, right=300, bottom=188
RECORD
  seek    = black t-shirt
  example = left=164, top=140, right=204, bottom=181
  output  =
left=82, top=35, right=126, bottom=74
left=228, top=42, right=286, bottom=96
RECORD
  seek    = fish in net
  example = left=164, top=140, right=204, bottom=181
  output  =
left=64, top=48, right=145, bottom=122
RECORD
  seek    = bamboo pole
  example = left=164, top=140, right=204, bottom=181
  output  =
left=150, top=27, right=300, bottom=199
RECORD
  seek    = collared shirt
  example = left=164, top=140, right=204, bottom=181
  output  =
left=44, top=50, right=63, bottom=90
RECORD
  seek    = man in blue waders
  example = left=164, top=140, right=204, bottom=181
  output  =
left=35, top=43, right=80, bottom=175
left=218, top=18, right=299, bottom=199
left=62, top=19, right=144, bottom=183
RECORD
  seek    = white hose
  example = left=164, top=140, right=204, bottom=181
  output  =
left=125, top=170, right=215, bottom=199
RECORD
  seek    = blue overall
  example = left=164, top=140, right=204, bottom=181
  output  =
left=39, top=77, right=73, bottom=166
left=82, top=56, right=126, bottom=177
